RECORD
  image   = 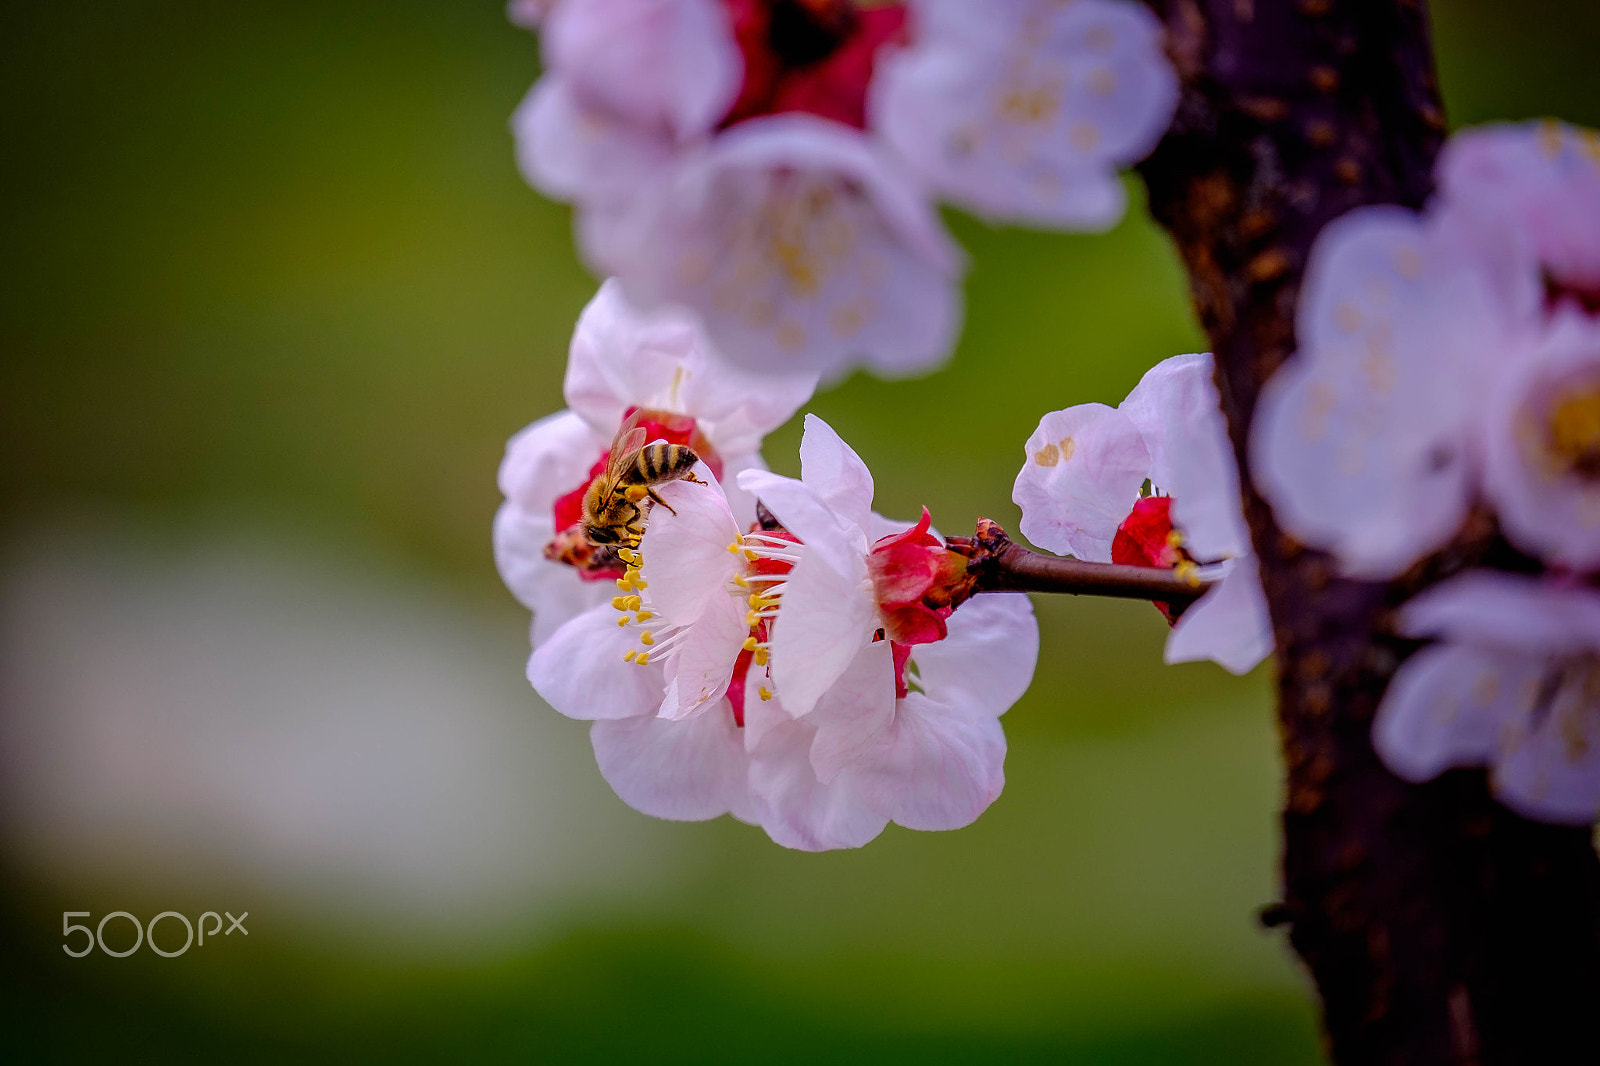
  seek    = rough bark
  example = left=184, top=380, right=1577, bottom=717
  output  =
left=1133, top=1, right=1600, bottom=1062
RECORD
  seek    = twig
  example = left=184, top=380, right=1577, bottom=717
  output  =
left=946, top=518, right=1212, bottom=606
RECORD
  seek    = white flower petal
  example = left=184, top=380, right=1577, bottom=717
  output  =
left=543, top=0, right=742, bottom=142
left=1121, top=352, right=1250, bottom=561
left=637, top=475, right=741, bottom=624
left=719, top=451, right=767, bottom=531
left=1013, top=402, right=1149, bottom=561
left=657, top=589, right=747, bottom=721
left=497, top=409, right=607, bottom=512
left=854, top=692, right=1008, bottom=832
left=1397, top=572, right=1600, bottom=659
left=797, top=414, right=877, bottom=534
left=511, top=77, right=673, bottom=206
left=563, top=279, right=817, bottom=454
left=527, top=604, right=664, bottom=721
left=745, top=705, right=889, bottom=851
left=1438, top=121, right=1600, bottom=299
left=496, top=504, right=612, bottom=649
left=806, top=639, right=897, bottom=784
left=1252, top=354, right=1471, bottom=579
left=590, top=704, right=750, bottom=821
left=1164, top=558, right=1273, bottom=675
left=911, top=592, right=1039, bottom=718
left=493, top=410, right=611, bottom=640
left=562, top=278, right=705, bottom=435
left=491, top=500, right=556, bottom=615
left=768, top=547, right=877, bottom=718
left=621, top=114, right=964, bottom=381
left=1373, top=644, right=1538, bottom=784
left=1493, top=674, right=1600, bottom=826
left=507, top=0, right=552, bottom=31
left=736, top=469, right=866, bottom=575
left=1251, top=207, right=1513, bottom=577
left=874, top=0, right=1176, bottom=230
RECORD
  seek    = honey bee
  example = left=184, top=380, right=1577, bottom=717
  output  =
left=582, top=416, right=705, bottom=547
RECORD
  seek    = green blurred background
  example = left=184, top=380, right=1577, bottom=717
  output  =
left=1, top=1, right=1596, bottom=1061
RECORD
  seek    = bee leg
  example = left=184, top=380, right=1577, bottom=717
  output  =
left=646, top=487, right=678, bottom=515
left=682, top=471, right=706, bottom=485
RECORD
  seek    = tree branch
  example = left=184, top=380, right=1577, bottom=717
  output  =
left=1134, top=2, right=1600, bottom=1063
left=947, top=517, right=1212, bottom=604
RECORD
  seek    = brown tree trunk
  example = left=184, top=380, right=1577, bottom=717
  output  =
left=1133, top=2, right=1600, bottom=1062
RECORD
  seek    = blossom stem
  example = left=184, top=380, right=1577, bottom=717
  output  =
left=946, top=518, right=1211, bottom=606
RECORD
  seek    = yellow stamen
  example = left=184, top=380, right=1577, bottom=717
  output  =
left=617, top=548, right=638, bottom=564
left=639, top=632, right=655, bottom=646
left=727, top=541, right=742, bottom=554
left=733, top=574, right=748, bottom=588
left=1174, top=560, right=1201, bottom=587
left=743, top=549, right=759, bottom=561
left=616, top=578, right=632, bottom=592
left=747, top=610, right=759, bottom=627
left=636, top=652, right=650, bottom=665
left=753, top=648, right=768, bottom=666
left=612, top=596, right=630, bottom=610
left=1166, top=529, right=1185, bottom=549
left=625, top=595, right=642, bottom=611
left=617, top=616, right=629, bottom=627
left=635, top=610, right=654, bottom=622
left=758, top=686, right=773, bottom=701
left=742, top=636, right=759, bottom=652
left=1548, top=383, right=1600, bottom=475
left=623, top=650, right=637, bottom=663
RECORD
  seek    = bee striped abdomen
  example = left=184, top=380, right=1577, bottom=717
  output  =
left=635, top=443, right=699, bottom=483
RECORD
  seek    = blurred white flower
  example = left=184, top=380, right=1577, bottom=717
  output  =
left=1249, top=206, right=1525, bottom=577
left=1374, top=571, right=1600, bottom=825
left=615, top=115, right=964, bottom=382
left=1252, top=120, right=1600, bottom=578
left=507, top=0, right=559, bottom=30
left=493, top=279, right=814, bottom=647
left=1438, top=121, right=1600, bottom=304
left=512, top=0, right=1181, bottom=380
left=1481, top=308, right=1600, bottom=568
left=1013, top=353, right=1272, bottom=675
left=872, top=0, right=1178, bottom=230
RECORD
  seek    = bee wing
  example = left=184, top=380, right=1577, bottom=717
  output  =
left=613, top=408, right=643, bottom=440
left=605, top=426, right=648, bottom=481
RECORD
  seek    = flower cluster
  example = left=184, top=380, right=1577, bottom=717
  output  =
left=512, top=0, right=1177, bottom=381
left=494, top=279, right=815, bottom=648
left=523, top=415, right=1038, bottom=849
left=1013, top=353, right=1273, bottom=675
left=1251, top=120, right=1600, bottom=823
